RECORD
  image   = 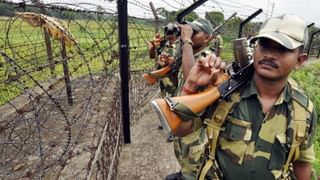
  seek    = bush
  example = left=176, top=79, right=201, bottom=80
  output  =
left=291, top=61, right=320, bottom=175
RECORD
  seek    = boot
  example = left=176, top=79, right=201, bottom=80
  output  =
left=165, top=172, right=183, bottom=180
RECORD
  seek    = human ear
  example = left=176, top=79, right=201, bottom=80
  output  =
left=295, top=53, right=307, bottom=69
left=205, top=34, right=214, bottom=43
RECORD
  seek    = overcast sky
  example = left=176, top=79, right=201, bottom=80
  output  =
left=238, top=0, right=319, bottom=26
left=42, top=0, right=319, bottom=27
left=127, top=0, right=320, bottom=27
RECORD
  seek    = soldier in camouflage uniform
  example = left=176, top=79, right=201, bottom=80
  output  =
left=246, top=29, right=255, bottom=41
left=210, top=34, right=223, bottom=57
left=151, top=25, right=180, bottom=142
left=165, top=18, right=217, bottom=180
left=171, top=14, right=317, bottom=180
left=157, top=33, right=179, bottom=98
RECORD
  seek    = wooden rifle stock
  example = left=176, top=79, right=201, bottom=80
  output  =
left=143, top=65, right=171, bottom=85
left=150, top=73, right=229, bottom=134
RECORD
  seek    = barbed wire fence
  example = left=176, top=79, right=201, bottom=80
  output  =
left=0, top=0, right=159, bottom=179
left=0, top=0, right=319, bottom=179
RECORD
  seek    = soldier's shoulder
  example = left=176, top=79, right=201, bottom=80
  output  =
left=288, top=78, right=313, bottom=113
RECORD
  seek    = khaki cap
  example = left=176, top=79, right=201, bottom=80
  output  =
left=251, top=14, right=308, bottom=49
left=186, top=18, right=213, bottom=35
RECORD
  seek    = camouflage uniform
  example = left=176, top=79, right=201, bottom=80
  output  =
left=198, top=77, right=317, bottom=180
left=175, top=46, right=215, bottom=96
left=173, top=46, right=216, bottom=180
left=170, top=14, right=317, bottom=180
left=210, top=35, right=223, bottom=57
left=157, top=40, right=180, bottom=97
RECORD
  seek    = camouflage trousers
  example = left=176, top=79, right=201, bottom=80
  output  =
left=173, top=127, right=208, bottom=180
left=159, top=77, right=177, bottom=97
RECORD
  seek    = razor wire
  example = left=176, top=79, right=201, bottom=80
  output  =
left=0, top=0, right=158, bottom=179
left=0, top=0, right=319, bottom=179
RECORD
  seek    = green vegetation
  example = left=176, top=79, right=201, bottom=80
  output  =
left=0, top=16, right=154, bottom=105
left=0, top=12, right=319, bottom=175
left=156, top=7, right=199, bottom=22
left=291, top=62, right=320, bottom=175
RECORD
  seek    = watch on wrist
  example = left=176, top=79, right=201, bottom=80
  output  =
left=182, top=39, right=193, bottom=46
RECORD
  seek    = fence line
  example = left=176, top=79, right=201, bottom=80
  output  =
left=0, top=1, right=157, bottom=179
left=0, top=0, right=319, bottom=179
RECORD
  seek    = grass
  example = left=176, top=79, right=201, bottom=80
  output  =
left=0, top=17, right=155, bottom=105
left=291, top=61, right=320, bottom=175
left=0, top=15, right=319, bottom=175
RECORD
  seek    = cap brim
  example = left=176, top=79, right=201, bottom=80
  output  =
left=250, top=32, right=303, bottom=50
left=186, top=21, right=202, bottom=32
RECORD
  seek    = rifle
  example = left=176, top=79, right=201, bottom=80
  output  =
left=147, top=33, right=164, bottom=59
left=212, top=12, right=237, bottom=36
left=150, top=9, right=263, bottom=134
left=143, top=0, right=208, bottom=85
left=143, top=12, right=237, bottom=85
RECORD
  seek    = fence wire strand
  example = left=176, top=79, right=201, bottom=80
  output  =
left=0, top=1, right=157, bottom=179
left=0, top=0, right=319, bottom=179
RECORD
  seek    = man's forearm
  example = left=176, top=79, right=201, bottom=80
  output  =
left=181, top=44, right=195, bottom=79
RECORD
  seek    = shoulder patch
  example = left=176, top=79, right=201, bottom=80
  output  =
left=291, top=89, right=308, bottom=108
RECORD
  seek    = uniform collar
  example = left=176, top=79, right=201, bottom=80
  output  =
left=241, top=77, right=292, bottom=104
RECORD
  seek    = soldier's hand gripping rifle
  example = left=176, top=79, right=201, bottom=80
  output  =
left=150, top=9, right=263, bottom=134
left=143, top=11, right=237, bottom=85
left=143, top=0, right=209, bottom=85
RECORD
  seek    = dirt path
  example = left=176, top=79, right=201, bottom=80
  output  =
left=117, top=111, right=180, bottom=180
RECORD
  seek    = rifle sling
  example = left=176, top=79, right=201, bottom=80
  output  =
left=281, top=100, right=307, bottom=178
left=148, top=72, right=167, bottom=79
left=198, top=94, right=239, bottom=180
left=197, top=92, right=309, bottom=179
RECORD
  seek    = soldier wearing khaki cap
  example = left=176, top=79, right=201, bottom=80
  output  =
left=165, top=18, right=218, bottom=180
left=169, top=14, right=317, bottom=180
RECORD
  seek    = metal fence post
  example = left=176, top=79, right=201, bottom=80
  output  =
left=117, top=0, right=131, bottom=143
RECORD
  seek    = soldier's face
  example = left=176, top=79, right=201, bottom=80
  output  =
left=166, top=35, right=176, bottom=43
left=253, top=38, right=306, bottom=81
left=191, top=31, right=211, bottom=49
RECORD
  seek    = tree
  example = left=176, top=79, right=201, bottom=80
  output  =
left=96, top=5, right=105, bottom=21
left=205, top=11, right=224, bottom=26
left=175, top=9, right=198, bottom=22
left=156, top=8, right=199, bottom=23
left=156, top=7, right=169, bottom=22
left=183, top=11, right=199, bottom=22
left=0, top=3, right=15, bottom=17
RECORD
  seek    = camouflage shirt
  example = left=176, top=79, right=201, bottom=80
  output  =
left=158, top=40, right=180, bottom=97
left=173, top=45, right=216, bottom=179
left=175, top=45, right=215, bottom=96
left=213, top=77, right=317, bottom=180
left=210, top=35, right=223, bottom=56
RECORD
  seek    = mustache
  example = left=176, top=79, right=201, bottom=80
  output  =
left=258, top=59, right=279, bottom=68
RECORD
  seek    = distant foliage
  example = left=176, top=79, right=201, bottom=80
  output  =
left=291, top=62, right=320, bottom=118
left=0, top=3, right=15, bottom=16
left=291, top=61, right=320, bottom=176
left=205, top=11, right=224, bottom=26
left=165, top=9, right=199, bottom=22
